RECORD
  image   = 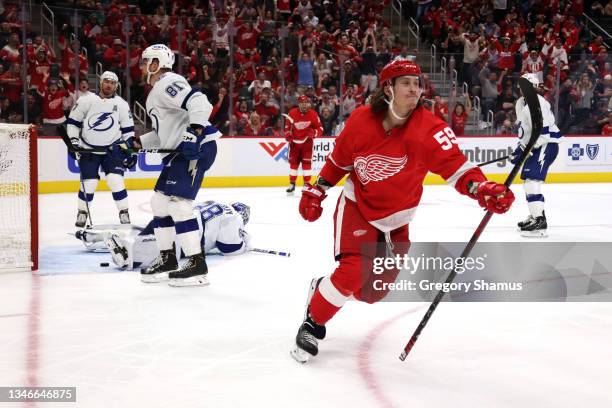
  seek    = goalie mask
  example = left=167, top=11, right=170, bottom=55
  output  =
left=141, top=44, right=175, bottom=84
left=231, top=202, right=250, bottom=225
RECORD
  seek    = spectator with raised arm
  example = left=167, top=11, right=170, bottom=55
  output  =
left=297, top=33, right=316, bottom=90
left=459, top=29, right=482, bottom=88
left=359, top=27, right=378, bottom=97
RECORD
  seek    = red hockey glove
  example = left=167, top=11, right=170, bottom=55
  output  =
left=299, top=184, right=327, bottom=222
left=473, top=181, right=515, bottom=214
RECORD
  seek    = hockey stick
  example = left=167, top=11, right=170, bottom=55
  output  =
left=78, top=173, right=94, bottom=228
left=251, top=248, right=291, bottom=257
left=398, top=77, right=543, bottom=361
left=281, top=113, right=294, bottom=124
left=477, top=155, right=509, bottom=167
left=57, top=125, right=180, bottom=154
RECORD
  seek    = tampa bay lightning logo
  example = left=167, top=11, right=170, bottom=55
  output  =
left=87, top=112, right=114, bottom=131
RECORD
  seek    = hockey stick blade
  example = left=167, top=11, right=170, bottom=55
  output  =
left=398, top=77, right=543, bottom=361
left=57, top=125, right=180, bottom=154
left=251, top=248, right=291, bottom=257
left=281, top=113, right=294, bottom=124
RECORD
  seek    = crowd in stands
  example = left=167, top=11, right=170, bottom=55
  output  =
left=0, top=0, right=611, bottom=136
left=413, top=0, right=612, bottom=135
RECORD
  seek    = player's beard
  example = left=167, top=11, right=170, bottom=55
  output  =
left=100, top=86, right=115, bottom=98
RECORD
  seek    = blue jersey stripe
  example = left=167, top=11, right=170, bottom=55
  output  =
left=66, top=118, right=83, bottom=128
left=180, top=89, right=199, bottom=111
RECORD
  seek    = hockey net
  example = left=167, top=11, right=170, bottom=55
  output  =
left=0, top=123, right=38, bottom=271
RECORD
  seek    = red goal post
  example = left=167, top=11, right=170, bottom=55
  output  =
left=0, top=123, right=38, bottom=271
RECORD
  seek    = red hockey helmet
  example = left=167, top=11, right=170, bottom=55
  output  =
left=297, top=95, right=310, bottom=103
left=379, top=59, right=422, bottom=86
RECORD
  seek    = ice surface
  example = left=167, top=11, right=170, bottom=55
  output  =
left=1, top=183, right=611, bottom=407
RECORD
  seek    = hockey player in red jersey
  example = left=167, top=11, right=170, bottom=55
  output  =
left=284, top=95, right=323, bottom=194
left=290, top=59, right=516, bottom=363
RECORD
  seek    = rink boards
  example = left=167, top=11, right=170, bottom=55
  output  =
left=37, top=135, right=612, bottom=193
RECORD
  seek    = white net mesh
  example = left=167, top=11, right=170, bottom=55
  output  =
left=0, top=124, right=33, bottom=270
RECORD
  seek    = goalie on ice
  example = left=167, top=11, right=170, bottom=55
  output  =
left=74, top=201, right=251, bottom=272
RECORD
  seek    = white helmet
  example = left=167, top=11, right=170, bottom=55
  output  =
left=521, top=73, right=540, bottom=88
left=100, top=71, right=118, bottom=83
left=141, top=44, right=175, bottom=83
left=99, top=71, right=119, bottom=94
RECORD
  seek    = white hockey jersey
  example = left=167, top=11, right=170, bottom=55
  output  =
left=194, top=201, right=249, bottom=255
left=140, top=72, right=218, bottom=154
left=66, top=94, right=134, bottom=150
left=94, top=200, right=249, bottom=269
left=515, top=94, right=562, bottom=149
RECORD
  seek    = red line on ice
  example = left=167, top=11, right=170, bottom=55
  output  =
left=25, top=273, right=41, bottom=408
left=357, top=306, right=424, bottom=408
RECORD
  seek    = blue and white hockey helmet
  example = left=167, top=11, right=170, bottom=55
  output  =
left=141, top=44, right=175, bottom=82
left=231, top=202, right=250, bottom=225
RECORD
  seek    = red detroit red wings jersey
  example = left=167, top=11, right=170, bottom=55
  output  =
left=325, top=105, right=484, bottom=232
left=285, top=107, right=323, bottom=143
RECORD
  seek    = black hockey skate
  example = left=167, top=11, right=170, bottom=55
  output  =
left=291, top=315, right=326, bottom=363
left=119, top=209, right=131, bottom=224
left=517, top=215, right=534, bottom=230
left=168, top=253, right=209, bottom=287
left=520, top=212, right=547, bottom=237
left=291, top=277, right=327, bottom=363
left=286, top=183, right=296, bottom=195
left=75, top=210, right=88, bottom=228
left=140, top=249, right=178, bottom=283
left=303, top=278, right=326, bottom=340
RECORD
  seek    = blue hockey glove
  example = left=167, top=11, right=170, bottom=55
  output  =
left=178, top=128, right=200, bottom=160
left=123, top=154, right=138, bottom=169
left=124, top=137, right=137, bottom=151
left=509, top=144, right=525, bottom=164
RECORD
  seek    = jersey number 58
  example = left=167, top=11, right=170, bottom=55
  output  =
left=433, top=127, right=458, bottom=151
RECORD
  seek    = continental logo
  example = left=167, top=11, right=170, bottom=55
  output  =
left=461, top=147, right=513, bottom=167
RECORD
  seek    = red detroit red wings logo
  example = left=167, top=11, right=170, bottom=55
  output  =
left=354, top=154, right=407, bottom=185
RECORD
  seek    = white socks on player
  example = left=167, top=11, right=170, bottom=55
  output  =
left=150, top=193, right=201, bottom=256
left=77, top=175, right=129, bottom=211
left=168, top=198, right=201, bottom=257
left=153, top=226, right=175, bottom=252
left=524, top=179, right=544, bottom=217
left=106, top=173, right=129, bottom=210
left=151, top=192, right=175, bottom=251
left=78, top=178, right=99, bottom=211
